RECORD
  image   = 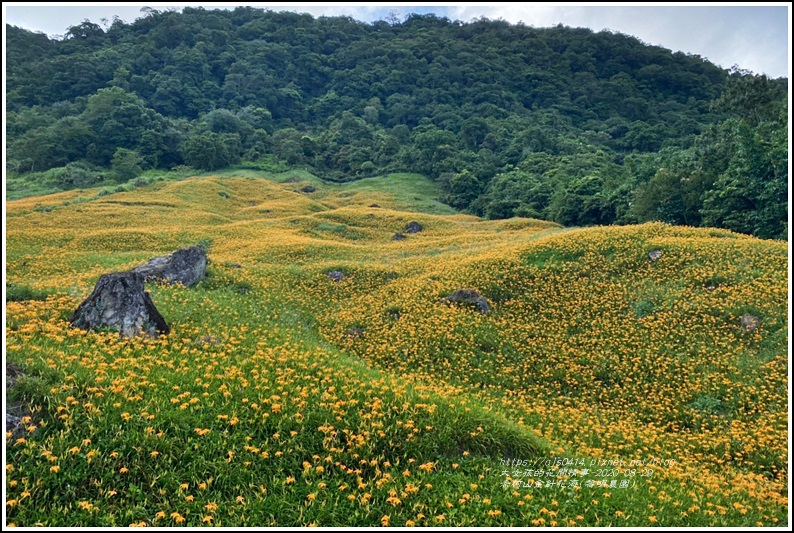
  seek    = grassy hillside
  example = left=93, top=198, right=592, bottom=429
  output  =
left=5, top=172, right=788, bottom=526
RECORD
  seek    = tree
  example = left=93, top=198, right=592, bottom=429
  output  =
left=480, top=168, right=553, bottom=219
left=445, top=170, right=482, bottom=209
left=181, top=131, right=241, bottom=170
left=545, top=175, right=602, bottom=226
left=713, top=67, right=787, bottom=126
left=111, top=148, right=144, bottom=181
left=701, top=112, right=788, bottom=239
left=459, top=117, right=489, bottom=150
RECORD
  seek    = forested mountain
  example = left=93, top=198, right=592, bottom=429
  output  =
left=5, top=7, right=788, bottom=238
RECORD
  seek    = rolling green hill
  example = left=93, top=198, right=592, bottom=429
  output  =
left=5, top=8, right=788, bottom=238
left=5, top=172, right=788, bottom=526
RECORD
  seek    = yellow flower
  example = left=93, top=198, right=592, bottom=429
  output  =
left=381, top=515, right=390, bottom=526
left=50, top=465, right=60, bottom=473
left=202, top=516, right=213, bottom=523
left=418, top=462, right=435, bottom=472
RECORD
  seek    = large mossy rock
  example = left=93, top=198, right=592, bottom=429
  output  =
left=133, top=246, right=207, bottom=287
left=69, top=272, right=169, bottom=337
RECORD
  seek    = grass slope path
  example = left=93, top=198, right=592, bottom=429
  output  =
left=5, top=173, right=788, bottom=527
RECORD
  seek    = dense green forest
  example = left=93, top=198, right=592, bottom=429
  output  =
left=5, top=7, right=788, bottom=238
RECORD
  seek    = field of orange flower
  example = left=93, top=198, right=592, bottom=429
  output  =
left=5, top=172, right=789, bottom=526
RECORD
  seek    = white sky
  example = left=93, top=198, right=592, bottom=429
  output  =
left=2, top=3, right=791, bottom=79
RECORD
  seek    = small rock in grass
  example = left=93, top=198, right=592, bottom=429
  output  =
left=445, top=289, right=491, bottom=315
left=327, top=270, right=346, bottom=282
left=739, top=314, right=760, bottom=332
left=405, top=221, right=423, bottom=234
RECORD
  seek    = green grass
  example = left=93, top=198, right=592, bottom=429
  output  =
left=337, top=173, right=456, bottom=215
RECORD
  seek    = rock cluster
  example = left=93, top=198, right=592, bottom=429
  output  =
left=70, top=245, right=207, bottom=338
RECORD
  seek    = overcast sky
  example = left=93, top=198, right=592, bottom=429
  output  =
left=3, top=3, right=790, bottom=79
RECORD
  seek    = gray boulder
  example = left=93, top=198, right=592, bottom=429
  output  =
left=327, top=270, right=346, bottom=282
left=445, top=289, right=491, bottom=315
left=405, top=221, right=423, bottom=234
left=6, top=413, right=22, bottom=433
left=69, top=271, right=170, bottom=337
left=133, top=246, right=207, bottom=287
left=740, top=314, right=760, bottom=332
